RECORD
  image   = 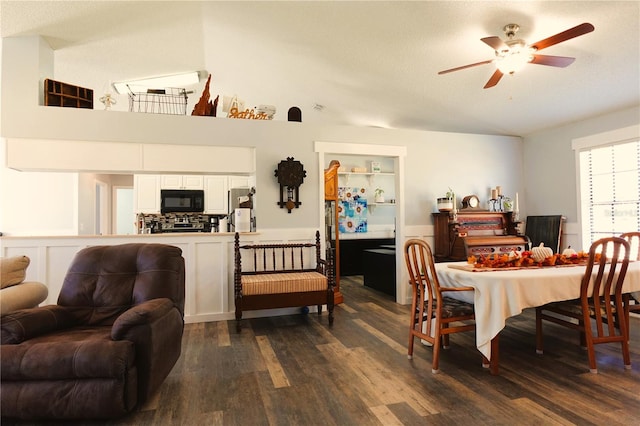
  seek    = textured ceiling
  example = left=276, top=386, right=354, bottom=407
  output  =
left=1, top=1, right=639, bottom=136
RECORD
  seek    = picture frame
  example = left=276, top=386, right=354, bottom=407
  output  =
left=370, top=161, right=381, bottom=173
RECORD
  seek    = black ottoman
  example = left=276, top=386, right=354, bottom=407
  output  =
left=362, top=248, right=396, bottom=297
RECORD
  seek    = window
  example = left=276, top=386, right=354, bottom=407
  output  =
left=576, top=135, right=640, bottom=249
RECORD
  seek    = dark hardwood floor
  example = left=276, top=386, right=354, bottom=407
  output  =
left=7, top=276, right=640, bottom=425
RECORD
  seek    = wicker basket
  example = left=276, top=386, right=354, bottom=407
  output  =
left=128, top=87, right=188, bottom=115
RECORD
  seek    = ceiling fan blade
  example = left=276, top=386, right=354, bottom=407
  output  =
left=484, top=69, right=504, bottom=89
left=481, top=36, right=508, bottom=52
left=438, top=59, right=494, bottom=75
left=530, top=22, right=594, bottom=51
left=530, top=54, right=576, bottom=67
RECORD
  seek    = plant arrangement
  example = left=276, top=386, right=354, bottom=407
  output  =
left=445, top=187, right=455, bottom=199
left=374, top=188, right=385, bottom=203
left=437, top=187, right=455, bottom=211
left=502, top=197, right=513, bottom=211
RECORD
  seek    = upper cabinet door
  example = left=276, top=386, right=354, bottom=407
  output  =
left=181, top=175, right=204, bottom=189
left=161, top=175, right=182, bottom=189
left=161, top=175, right=204, bottom=189
left=204, top=176, right=229, bottom=214
left=229, top=175, right=250, bottom=188
left=134, top=175, right=161, bottom=213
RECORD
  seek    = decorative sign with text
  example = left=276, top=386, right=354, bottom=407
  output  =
left=228, top=107, right=270, bottom=120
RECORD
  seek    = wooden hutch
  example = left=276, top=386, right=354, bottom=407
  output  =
left=432, top=210, right=527, bottom=262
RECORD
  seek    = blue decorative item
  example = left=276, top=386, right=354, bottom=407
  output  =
left=338, top=187, right=368, bottom=233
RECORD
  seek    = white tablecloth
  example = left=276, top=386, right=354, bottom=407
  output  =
left=435, top=261, right=640, bottom=360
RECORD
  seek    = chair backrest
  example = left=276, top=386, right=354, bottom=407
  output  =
left=580, top=237, right=630, bottom=337
left=620, top=232, right=640, bottom=261
left=404, top=239, right=441, bottom=308
left=58, top=243, right=185, bottom=325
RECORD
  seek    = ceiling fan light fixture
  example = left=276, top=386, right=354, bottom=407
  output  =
left=496, top=48, right=533, bottom=74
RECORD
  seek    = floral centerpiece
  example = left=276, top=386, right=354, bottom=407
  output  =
left=467, top=249, right=597, bottom=269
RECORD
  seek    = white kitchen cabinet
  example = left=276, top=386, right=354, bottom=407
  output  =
left=134, top=175, right=161, bottom=213
left=161, top=175, right=204, bottom=189
left=228, top=175, right=250, bottom=189
left=204, top=176, right=229, bottom=214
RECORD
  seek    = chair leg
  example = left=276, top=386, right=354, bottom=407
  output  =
left=408, top=319, right=416, bottom=359
left=535, top=308, right=544, bottom=354
left=583, top=321, right=597, bottom=373
left=442, top=324, right=450, bottom=349
left=621, top=339, right=632, bottom=370
left=618, top=309, right=632, bottom=369
left=431, top=321, right=448, bottom=374
left=586, top=344, right=597, bottom=373
left=621, top=296, right=631, bottom=343
left=431, top=329, right=441, bottom=374
left=408, top=334, right=415, bottom=359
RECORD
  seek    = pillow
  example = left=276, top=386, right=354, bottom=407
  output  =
left=1, top=255, right=30, bottom=289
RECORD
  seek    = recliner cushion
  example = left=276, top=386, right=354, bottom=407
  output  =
left=1, top=327, right=135, bottom=381
left=58, top=244, right=185, bottom=325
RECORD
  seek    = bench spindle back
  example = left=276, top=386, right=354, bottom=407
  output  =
left=235, top=233, right=323, bottom=275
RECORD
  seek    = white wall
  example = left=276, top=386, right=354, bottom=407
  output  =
left=0, top=36, right=524, bottom=237
left=523, top=105, right=640, bottom=249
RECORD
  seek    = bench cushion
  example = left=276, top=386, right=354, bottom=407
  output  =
left=241, top=272, right=327, bottom=296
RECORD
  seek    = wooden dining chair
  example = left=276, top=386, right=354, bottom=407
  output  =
left=404, top=239, right=478, bottom=374
left=620, top=232, right=640, bottom=315
left=535, top=237, right=631, bottom=373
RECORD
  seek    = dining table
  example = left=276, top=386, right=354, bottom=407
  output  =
left=435, top=260, right=640, bottom=375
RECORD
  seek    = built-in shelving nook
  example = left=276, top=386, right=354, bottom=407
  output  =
left=315, top=141, right=407, bottom=304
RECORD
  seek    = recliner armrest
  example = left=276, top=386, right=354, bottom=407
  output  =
left=1, top=305, right=79, bottom=344
left=111, top=298, right=174, bottom=340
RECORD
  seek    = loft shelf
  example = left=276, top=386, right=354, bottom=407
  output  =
left=44, top=79, right=93, bottom=109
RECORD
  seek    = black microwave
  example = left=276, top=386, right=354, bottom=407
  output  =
left=161, top=189, right=205, bottom=214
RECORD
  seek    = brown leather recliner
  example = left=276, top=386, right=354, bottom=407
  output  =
left=0, top=243, right=185, bottom=420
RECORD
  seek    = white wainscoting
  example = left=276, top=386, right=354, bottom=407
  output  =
left=0, top=228, right=326, bottom=324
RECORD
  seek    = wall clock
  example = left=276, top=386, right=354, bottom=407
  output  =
left=275, top=157, right=306, bottom=213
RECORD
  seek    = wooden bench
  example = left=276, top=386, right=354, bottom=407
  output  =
left=234, top=231, right=335, bottom=331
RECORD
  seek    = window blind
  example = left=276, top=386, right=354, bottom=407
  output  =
left=579, top=140, right=640, bottom=247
